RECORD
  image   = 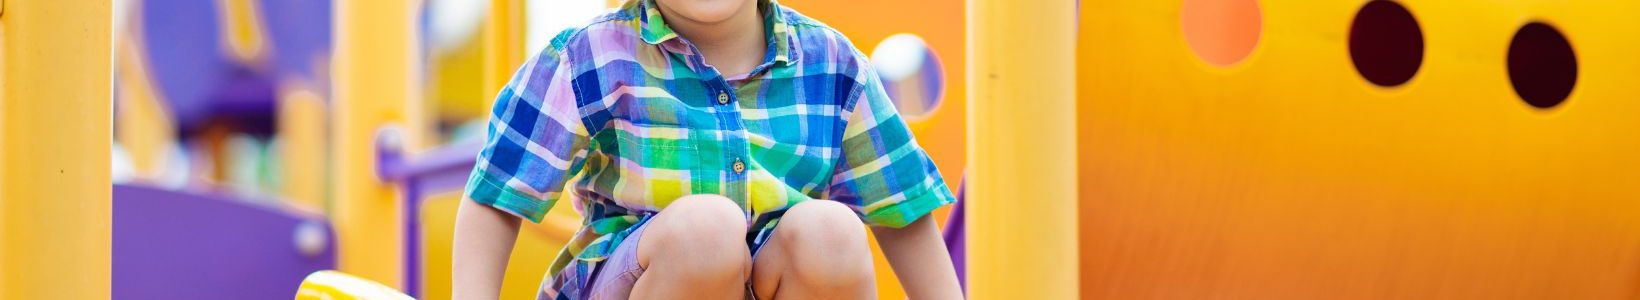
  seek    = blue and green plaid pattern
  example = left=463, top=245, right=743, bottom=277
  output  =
left=463, top=0, right=955, bottom=278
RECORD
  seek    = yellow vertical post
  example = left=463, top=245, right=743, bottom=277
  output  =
left=965, top=0, right=1078, bottom=298
left=0, top=0, right=113, bottom=298
left=482, top=0, right=524, bottom=98
left=279, top=84, right=327, bottom=209
left=332, top=0, right=421, bottom=289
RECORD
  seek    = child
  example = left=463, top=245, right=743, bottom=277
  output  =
left=452, top=0, right=960, bottom=298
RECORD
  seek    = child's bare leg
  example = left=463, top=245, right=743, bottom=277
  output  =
left=632, top=195, right=751, bottom=299
left=751, top=200, right=876, bottom=299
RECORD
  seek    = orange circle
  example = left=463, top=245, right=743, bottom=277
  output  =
left=1181, top=0, right=1263, bottom=66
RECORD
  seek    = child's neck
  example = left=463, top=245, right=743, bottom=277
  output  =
left=661, top=2, right=767, bottom=79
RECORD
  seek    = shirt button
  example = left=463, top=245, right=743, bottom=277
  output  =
left=717, top=91, right=730, bottom=105
left=732, top=159, right=746, bottom=174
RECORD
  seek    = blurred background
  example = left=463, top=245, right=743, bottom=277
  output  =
left=4, top=0, right=1639, bottom=298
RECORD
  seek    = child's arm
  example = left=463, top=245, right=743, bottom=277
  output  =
left=872, top=214, right=964, bottom=299
left=451, top=28, right=587, bottom=299
left=452, top=197, right=523, bottom=300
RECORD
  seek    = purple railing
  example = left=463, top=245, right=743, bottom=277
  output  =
left=374, top=129, right=485, bottom=298
left=943, top=182, right=967, bottom=291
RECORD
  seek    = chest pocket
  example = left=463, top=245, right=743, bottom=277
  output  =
left=614, top=128, right=697, bottom=170
left=607, top=88, right=700, bottom=207
left=605, top=85, right=701, bottom=165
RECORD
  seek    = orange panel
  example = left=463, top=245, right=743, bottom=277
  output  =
left=1078, top=0, right=1640, bottom=299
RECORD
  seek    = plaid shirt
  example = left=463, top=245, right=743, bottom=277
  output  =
left=463, top=0, right=954, bottom=276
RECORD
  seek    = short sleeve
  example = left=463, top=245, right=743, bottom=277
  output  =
left=828, top=63, right=957, bottom=228
left=463, top=32, right=592, bottom=223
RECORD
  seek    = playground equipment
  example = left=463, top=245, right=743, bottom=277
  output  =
left=1077, top=0, right=1640, bottom=298
left=113, top=185, right=337, bottom=299
left=298, top=271, right=416, bottom=300
left=38, top=0, right=1640, bottom=298
left=966, top=0, right=1080, bottom=298
left=381, top=139, right=584, bottom=298
left=374, top=132, right=484, bottom=298
left=0, top=0, right=113, bottom=298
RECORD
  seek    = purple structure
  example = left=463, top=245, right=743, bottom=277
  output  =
left=376, top=136, right=485, bottom=298
left=135, top=0, right=331, bottom=136
left=942, top=183, right=967, bottom=291
left=114, top=184, right=336, bottom=299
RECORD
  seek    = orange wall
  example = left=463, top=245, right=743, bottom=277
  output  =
left=1077, top=0, right=1640, bottom=299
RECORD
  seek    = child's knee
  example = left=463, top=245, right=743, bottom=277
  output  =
left=777, top=200, right=873, bottom=286
left=779, top=200, right=866, bottom=245
left=663, top=194, right=748, bottom=232
left=639, top=194, right=750, bottom=277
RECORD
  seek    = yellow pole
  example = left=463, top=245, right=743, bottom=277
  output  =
left=965, top=0, right=1078, bottom=298
left=332, top=0, right=421, bottom=289
left=0, top=0, right=113, bottom=298
left=482, top=0, right=524, bottom=98
left=278, top=83, right=327, bottom=210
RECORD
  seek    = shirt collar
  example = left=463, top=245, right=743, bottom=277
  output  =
left=638, top=0, right=795, bottom=65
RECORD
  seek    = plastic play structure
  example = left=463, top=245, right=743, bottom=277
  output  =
left=1075, top=1, right=1640, bottom=298
left=114, top=185, right=337, bottom=298
left=7, top=0, right=1640, bottom=299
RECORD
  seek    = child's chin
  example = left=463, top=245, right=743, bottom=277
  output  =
left=658, top=0, right=748, bottom=24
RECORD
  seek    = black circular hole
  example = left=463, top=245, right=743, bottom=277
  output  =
left=1349, top=0, right=1425, bottom=87
left=1508, top=22, right=1578, bottom=109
